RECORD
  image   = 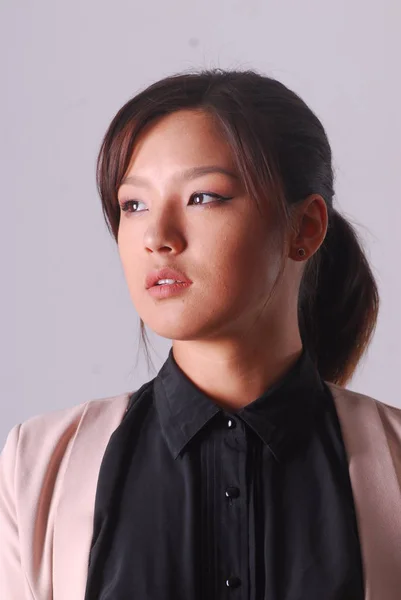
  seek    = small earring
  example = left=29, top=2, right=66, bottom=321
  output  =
left=297, top=247, right=306, bottom=258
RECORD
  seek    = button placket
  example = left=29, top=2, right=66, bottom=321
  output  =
left=220, top=413, right=247, bottom=595
left=225, top=417, right=240, bottom=507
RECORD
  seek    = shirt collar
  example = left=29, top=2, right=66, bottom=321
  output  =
left=153, top=345, right=327, bottom=462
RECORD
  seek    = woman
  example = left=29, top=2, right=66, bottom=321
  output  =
left=1, top=69, right=401, bottom=600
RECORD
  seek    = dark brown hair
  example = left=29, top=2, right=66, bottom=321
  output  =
left=96, top=68, right=379, bottom=386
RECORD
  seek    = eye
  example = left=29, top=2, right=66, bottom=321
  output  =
left=119, top=199, right=146, bottom=214
left=189, top=192, right=233, bottom=206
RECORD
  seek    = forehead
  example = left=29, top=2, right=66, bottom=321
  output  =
left=126, top=109, right=236, bottom=173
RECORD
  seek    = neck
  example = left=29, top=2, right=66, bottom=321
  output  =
left=171, top=323, right=303, bottom=412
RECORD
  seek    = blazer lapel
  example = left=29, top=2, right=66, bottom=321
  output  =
left=52, top=393, right=130, bottom=600
left=328, top=382, right=401, bottom=600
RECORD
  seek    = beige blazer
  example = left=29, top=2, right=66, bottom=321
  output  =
left=1, top=382, right=401, bottom=600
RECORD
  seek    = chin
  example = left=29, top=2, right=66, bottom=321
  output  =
left=144, top=322, right=203, bottom=341
left=137, top=296, right=236, bottom=340
left=141, top=311, right=221, bottom=341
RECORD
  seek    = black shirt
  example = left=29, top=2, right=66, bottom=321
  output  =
left=84, top=346, right=365, bottom=600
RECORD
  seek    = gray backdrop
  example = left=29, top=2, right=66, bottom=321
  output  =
left=1, top=0, right=400, bottom=445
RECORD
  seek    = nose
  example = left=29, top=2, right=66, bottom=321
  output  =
left=144, top=220, right=186, bottom=255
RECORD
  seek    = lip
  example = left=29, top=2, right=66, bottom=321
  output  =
left=147, top=280, right=192, bottom=299
left=145, top=267, right=192, bottom=290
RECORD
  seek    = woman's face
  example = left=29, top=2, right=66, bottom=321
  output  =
left=117, top=109, right=286, bottom=342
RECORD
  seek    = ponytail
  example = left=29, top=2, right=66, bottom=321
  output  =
left=299, top=209, right=380, bottom=386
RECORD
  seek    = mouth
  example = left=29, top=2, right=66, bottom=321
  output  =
left=153, top=279, right=186, bottom=286
left=145, top=267, right=192, bottom=290
left=147, top=280, right=192, bottom=298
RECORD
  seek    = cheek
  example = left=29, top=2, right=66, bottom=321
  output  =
left=199, top=219, right=279, bottom=297
left=117, top=236, right=130, bottom=272
left=117, top=235, right=142, bottom=287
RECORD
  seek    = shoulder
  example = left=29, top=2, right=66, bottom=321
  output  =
left=0, top=392, right=134, bottom=596
left=1, top=391, right=134, bottom=475
left=325, top=380, right=401, bottom=432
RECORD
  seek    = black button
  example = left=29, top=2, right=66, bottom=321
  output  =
left=226, top=575, right=241, bottom=588
left=225, top=486, right=240, bottom=499
left=227, top=418, right=236, bottom=429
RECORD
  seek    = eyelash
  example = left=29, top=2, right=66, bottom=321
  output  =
left=119, top=192, right=233, bottom=214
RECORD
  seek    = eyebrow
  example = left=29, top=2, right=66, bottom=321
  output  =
left=120, top=165, right=239, bottom=188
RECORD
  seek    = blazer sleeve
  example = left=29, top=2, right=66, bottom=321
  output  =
left=0, top=423, right=31, bottom=599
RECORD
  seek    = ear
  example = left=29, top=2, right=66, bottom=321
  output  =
left=289, top=195, right=328, bottom=260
